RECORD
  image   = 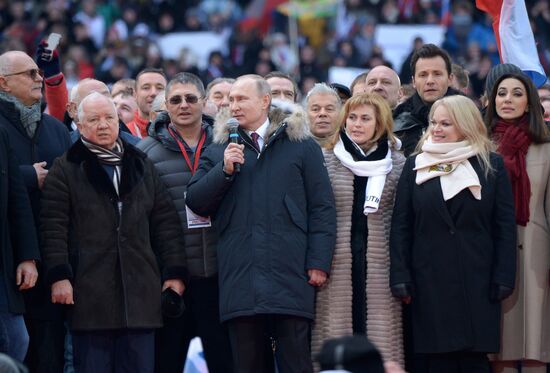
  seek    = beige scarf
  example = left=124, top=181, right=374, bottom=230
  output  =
left=414, top=138, right=481, bottom=200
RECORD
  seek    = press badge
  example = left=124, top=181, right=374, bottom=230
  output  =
left=184, top=192, right=211, bottom=229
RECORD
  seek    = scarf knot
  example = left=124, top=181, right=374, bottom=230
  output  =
left=415, top=139, right=481, bottom=201
left=0, top=91, right=41, bottom=138
left=334, top=133, right=395, bottom=215
left=82, top=137, right=124, bottom=195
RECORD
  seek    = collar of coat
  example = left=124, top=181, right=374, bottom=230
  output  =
left=212, top=103, right=310, bottom=145
left=66, top=138, right=147, bottom=199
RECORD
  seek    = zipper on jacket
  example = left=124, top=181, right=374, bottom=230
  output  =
left=113, top=196, right=130, bottom=326
left=201, top=228, right=208, bottom=277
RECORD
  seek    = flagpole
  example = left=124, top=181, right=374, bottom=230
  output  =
left=288, top=0, right=301, bottom=82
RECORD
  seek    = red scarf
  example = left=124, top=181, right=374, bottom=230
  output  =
left=492, top=114, right=532, bottom=226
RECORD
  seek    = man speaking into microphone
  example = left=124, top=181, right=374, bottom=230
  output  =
left=186, top=74, right=336, bottom=373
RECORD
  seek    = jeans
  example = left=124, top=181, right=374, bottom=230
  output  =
left=0, top=312, right=29, bottom=362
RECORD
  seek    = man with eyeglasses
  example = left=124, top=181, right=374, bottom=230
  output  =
left=137, top=72, right=233, bottom=373
left=0, top=50, right=71, bottom=372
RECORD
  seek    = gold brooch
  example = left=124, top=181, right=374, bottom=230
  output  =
left=429, top=164, right=453, bottom=172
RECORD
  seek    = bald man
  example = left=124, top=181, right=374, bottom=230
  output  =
left=67, top=78, right=138, bottom=144
left=364, top=65, right=402, bottom=110
left=0, top=50, right=71, bottom=372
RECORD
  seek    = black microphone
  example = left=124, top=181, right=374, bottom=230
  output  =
left=227, top=118, right=240, bottom=173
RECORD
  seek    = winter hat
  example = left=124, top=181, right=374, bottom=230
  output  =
left=485, top=63, right=523, bottom=95
left=330, top=83, right=352, bottom=102
left=317, top=335, right=385, bottom=373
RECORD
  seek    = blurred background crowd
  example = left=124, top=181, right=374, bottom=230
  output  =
left=1, top=0, right=549, bottom=103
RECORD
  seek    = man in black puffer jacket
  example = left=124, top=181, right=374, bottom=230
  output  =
left=393, top=44, right=460, bottom=156
left=137, top=72, right=233, bottom=373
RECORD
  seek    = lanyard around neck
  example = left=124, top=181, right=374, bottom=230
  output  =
left=167, top=127, right=206, bottom=175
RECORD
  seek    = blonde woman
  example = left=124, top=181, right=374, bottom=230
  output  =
left=390, top=95, right=516, bottom=373
left=312, top=93, right=405, bottom=367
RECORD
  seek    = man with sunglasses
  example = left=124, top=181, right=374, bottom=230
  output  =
left=0, top=50, right=71, bottom=372
left=137, top=72, right=233, bottom=373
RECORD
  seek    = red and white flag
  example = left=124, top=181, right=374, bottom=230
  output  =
left=476, top=0, right=547, bottom=87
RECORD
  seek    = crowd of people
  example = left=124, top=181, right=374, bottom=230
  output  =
left=1, top=0, right=550, bottom=99
left=1, top=2, right=550, bottom=373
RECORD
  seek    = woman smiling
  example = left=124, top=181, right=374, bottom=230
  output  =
left=312, top=93, right=405, bottom=366
left=391, top=95, right=516, bottom=373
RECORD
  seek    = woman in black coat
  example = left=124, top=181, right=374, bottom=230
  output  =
left=390, top=95, right=516, bottom=372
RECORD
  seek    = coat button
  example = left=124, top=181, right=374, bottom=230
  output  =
left=518, top=244, right=523, bottom=250
left=449, top=229, right=455, bottom=235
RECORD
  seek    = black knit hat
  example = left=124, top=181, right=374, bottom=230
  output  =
left=317, top=335, right=385, bottom=373
left=330, top=83, right=352, bottom=101
left=485, top=63, right=523, bottom=94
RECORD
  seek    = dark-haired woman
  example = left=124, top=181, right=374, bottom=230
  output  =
left=485, top=72, right=550, bottom=373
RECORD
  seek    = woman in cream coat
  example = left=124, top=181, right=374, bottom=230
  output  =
left=485, top=72, right=550, bottom=373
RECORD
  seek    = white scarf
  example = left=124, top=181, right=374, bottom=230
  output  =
left=333, top=136, right=396, bottom=215
left=414, top=138, right=481, bottom=200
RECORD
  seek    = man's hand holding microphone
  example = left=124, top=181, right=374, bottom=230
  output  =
left=223, top=118, right=245, bottom=175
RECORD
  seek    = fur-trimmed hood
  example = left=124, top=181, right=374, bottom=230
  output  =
left=212, top=101, right=311, bottom=145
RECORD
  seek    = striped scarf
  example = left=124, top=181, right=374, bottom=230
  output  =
left=81, top=137, right=124, bottom=195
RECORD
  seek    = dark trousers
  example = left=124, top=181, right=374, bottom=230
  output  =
left=24, top=318, right=65, bottom=373
left=227, top=315, right=313, bottom=373
left=72, top=329, right=154, bottom=373
left=416, top=352, right=490, bottom=373
left=155, top=276, right=233, bottom=373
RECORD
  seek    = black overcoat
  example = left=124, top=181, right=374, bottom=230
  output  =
left=186, top=109, right=336, bottom=322
left=0, top=101, right=71, bottom=319
left=390, top=153, right=516, bottom=353
left=40, top=139, right=187, bottom=331
left=0, top=127, right=40, bottom=314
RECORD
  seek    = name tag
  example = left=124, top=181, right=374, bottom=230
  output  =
left=184, top=193, right=211, bottom=229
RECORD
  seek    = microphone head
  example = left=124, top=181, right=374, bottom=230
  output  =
left=227, top=118, right=240, bottom=130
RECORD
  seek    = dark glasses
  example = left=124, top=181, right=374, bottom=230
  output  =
left=168, top=94, right=201, bottom=105
left=4, top=68, right=44, bottom=80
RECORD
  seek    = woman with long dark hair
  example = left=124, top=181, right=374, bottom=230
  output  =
left=485, top=72, right=550, bottom=373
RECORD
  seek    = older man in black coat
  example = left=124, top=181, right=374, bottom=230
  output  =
left=0, top=50, right=71, bottom=372
left=0, top=127, right=40, bottom=362
left=186, top=75, right=336, bottom=373
left=40, top=93, right=187, bottom=373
